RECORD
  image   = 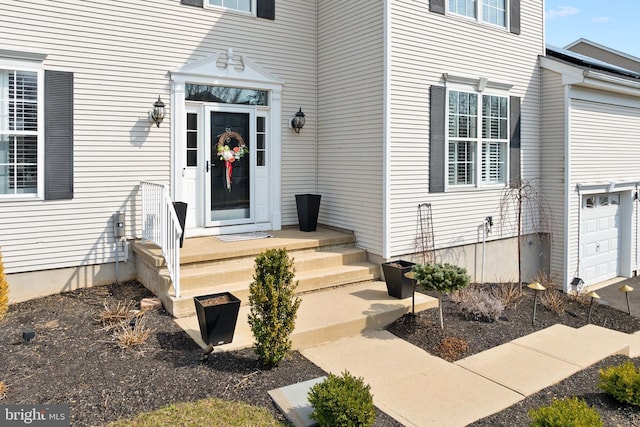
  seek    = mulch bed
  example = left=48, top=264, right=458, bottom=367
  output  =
left=0, top=281, right=399, bottom=426
left=2, top=281, right=640, bottom=425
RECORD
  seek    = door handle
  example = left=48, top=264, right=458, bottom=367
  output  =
left=206, top=160, right=210, bottom=173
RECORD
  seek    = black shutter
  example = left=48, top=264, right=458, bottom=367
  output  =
left=430, top=0, right=446, bottom=15
left=509, top=96, right=521, bottom=188
left=45, top=70, right=74, bottom=200
left=510, top=0, right=520, bottom=34
left=181, top=0, right=203, bottom=7
left=257, top=0, right=275, bottom=20
left=430, top=85, right=446, bottom=193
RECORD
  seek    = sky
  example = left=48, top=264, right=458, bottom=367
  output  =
left=545, top=1, right=640, bottom=58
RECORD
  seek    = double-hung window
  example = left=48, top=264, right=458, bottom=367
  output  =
left=447, top=90, right=508, bottom=188
left=448, top=0, right=507, bottom=27
left=208, top=0, right=252, bottom=13
left=0, top=66, right=42, bottom=197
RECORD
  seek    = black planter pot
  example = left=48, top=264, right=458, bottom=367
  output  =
left=295, top=194, right=321, bottom=232
left=381, top=260, right=416, bottom=299
left=172, top=201, right=188, bottom=248
left=194, top=292, right=241, bottom=347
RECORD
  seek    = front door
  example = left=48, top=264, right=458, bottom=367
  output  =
left=205, top=107, right=255, bottom=226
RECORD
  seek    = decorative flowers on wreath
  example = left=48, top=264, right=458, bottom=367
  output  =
left=217, top=129, right=248, bottom=191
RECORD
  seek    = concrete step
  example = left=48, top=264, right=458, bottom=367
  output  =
left=172, top=246, right=369, bottom=287
left=167, top=262, right=380, bottom=317
left=174, top=280, right=439, bottom=352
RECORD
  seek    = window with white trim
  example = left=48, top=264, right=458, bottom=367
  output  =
left=0, top=68, right=40, bottom=196
left=208, top=0, right=251, bottom=13
left=448, top=90, right=508, bottom=187
left=448, top=0, right=506, bottom=27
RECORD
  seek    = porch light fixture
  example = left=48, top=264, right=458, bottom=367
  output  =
left=291, top=107, right=305, bottom=133
left=150, top=96, right=165, bottom=127
left=527, top=282, right=546, bottom=326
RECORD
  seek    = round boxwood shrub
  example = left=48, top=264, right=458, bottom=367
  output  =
left=308, top=371, right=376, bottom=427
left=598, top=359, right=640, bottom=406
left=528, top=397, right=603, bottom=427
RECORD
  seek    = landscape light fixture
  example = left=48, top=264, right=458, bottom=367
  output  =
left=150, top=96, right=165, bottom=127
left=527, top=282, right=546, bottom=326
left=619, top=284, right=634, bottom=315
left=587, top=291, right=601, bottom=323
left=22, top=329, right=35, bottom=342
left=291, top=107, right=305, bottom=134
left=404, top=270, right=417, bottom=316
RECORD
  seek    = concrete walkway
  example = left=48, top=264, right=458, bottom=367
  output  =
left=293, top=324, right=640, bottom=426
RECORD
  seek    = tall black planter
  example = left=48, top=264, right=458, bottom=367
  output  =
left=194, top=292, right=241, bottom=347
left=296, top=194, right=321, bottom=232
left=172, top=201, right=188, bottom=248
left=381, top=260, right=416, bottom=299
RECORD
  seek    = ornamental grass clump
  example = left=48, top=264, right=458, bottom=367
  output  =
left=598, top=359, right=640, bottom=406
left=528, top=397, right=603, bottom=427
left=459, top=287, right=504, bottom=322
left=248, top=248, right=301, bottom=367
left=308, top=371, right=376, bottom=427
left=413, top=263, right=470, bottom=329
left=0, top=251, right=9, bottom=320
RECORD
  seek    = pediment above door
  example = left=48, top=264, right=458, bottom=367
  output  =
left=171, top=48, right=283, bottom=87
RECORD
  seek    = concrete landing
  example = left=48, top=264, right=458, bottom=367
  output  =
left=174, top=281, right=437, bottom=352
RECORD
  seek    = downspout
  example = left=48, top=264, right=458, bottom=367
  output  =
left=563, top=84, right=572, bottom=292
left=315, top=0, right=319, bottom=193
left=382, top=0, right=391, bottom=260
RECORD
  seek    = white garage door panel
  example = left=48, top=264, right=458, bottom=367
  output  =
left=581, top=194, right=620, bottom=285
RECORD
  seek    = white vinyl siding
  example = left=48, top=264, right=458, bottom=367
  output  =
left=317, top=1, right=385, bottom=255
left=0, top=0, right=317, bottom=274
left=540, top=69, right=566, bottom=282
left=387, top=0, right=542, bottom=258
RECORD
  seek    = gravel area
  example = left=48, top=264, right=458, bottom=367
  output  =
left=2, top=281, right=640, bottom=426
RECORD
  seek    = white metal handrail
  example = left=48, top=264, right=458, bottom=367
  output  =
left=141, top=181, right=182, bottom=298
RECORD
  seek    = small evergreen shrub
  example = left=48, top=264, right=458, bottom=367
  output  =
left=0, top=252, right=9, bottom=320
left=528, top=397, right=603, bottom=427
left=248, top=248, right=301, bottom=366
left=598, top=359, right=640, bottom=406
left=308, top=371, right=376, bottom=427
left=459, top=288, right=504, bottom=322
left=413, top=263, right=470, bottom=329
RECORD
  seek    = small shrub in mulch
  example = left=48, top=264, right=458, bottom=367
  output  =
left=0, top=381, right=7, bottom=400
left=308, top=370, right=376, bottom=427
left=598, top=359, right=640, bottom=406
left=459, top=287, right=504, bottom=322
left=528, top=397, right=603, bottom=427
left=435, top=337, right=469, bottom=362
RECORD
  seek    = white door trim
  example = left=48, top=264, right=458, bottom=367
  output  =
left=170, top=50, right=283, bottom=235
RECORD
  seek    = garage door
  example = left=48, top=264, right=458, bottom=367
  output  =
left=581, top=193, right=620, bottom=284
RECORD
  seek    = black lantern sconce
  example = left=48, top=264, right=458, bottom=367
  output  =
left=150, top=96, right=165, bottom=128
left=291, top=107, right=305, bottom=134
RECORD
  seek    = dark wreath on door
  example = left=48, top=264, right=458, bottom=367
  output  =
left=210, top=112, right=250, bottom=217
